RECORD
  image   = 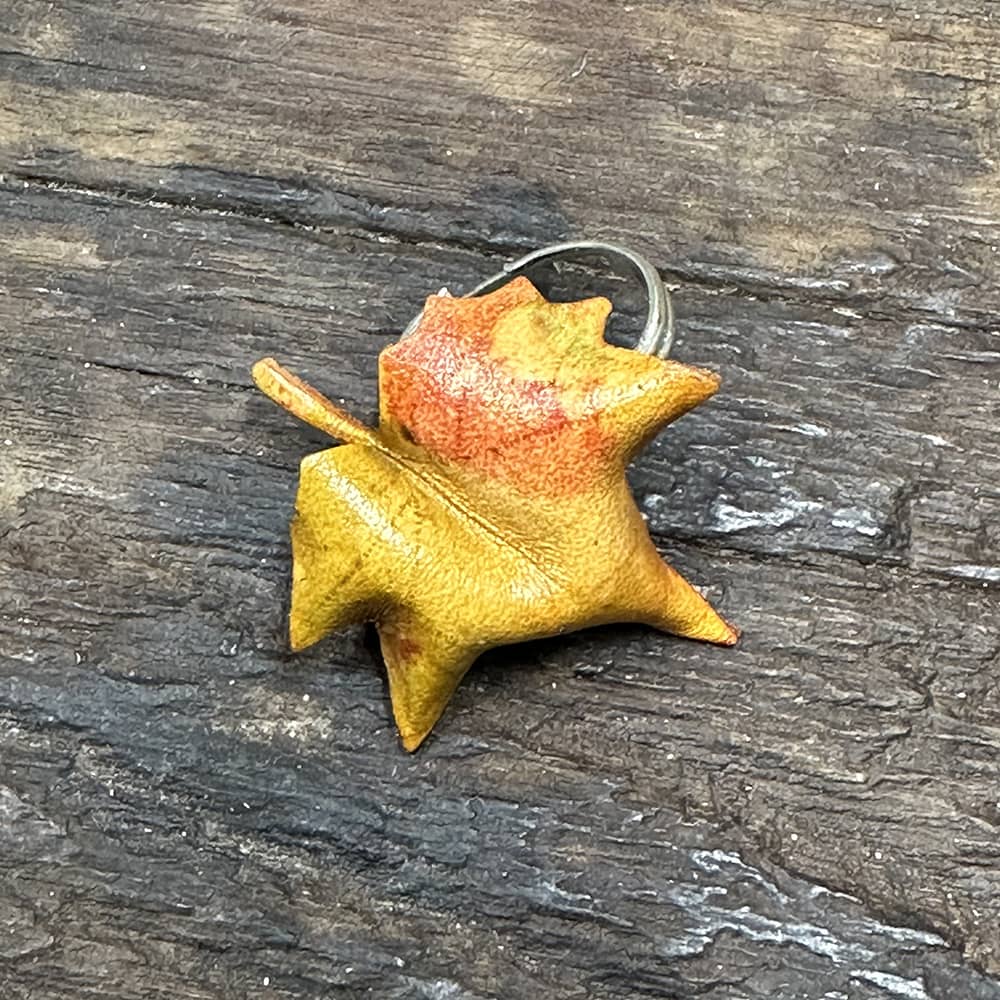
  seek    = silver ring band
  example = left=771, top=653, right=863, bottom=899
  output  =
left=401, top=241, right=674, bottom=358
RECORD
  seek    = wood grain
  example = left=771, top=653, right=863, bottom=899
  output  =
left=1, top=2, right=999, bottom=997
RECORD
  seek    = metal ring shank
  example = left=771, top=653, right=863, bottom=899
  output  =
left=401, top=241, right=674, bottom=358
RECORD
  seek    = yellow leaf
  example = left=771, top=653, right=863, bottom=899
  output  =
left=253, top=277, right=737, bottom=751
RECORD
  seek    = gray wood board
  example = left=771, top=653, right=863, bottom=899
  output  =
left=1, top=1, right=999, bottom=997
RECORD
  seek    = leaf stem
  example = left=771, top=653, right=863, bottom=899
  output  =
left=251, top=357, right=382, bottom=449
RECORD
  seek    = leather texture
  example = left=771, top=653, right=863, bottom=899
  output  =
left=253, top=277, right=737, bottom=751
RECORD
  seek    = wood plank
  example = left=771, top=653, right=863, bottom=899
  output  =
left=3, top=0, right=1000, bottom=325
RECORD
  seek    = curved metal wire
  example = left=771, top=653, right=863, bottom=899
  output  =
left=400, top=241, right=674, bottom=358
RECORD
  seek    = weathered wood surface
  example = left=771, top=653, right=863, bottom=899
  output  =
left=1, top=1, right=999, bottom=997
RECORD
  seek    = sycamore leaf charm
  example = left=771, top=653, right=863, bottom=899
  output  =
left=253, top=274, right=738, bottom=751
